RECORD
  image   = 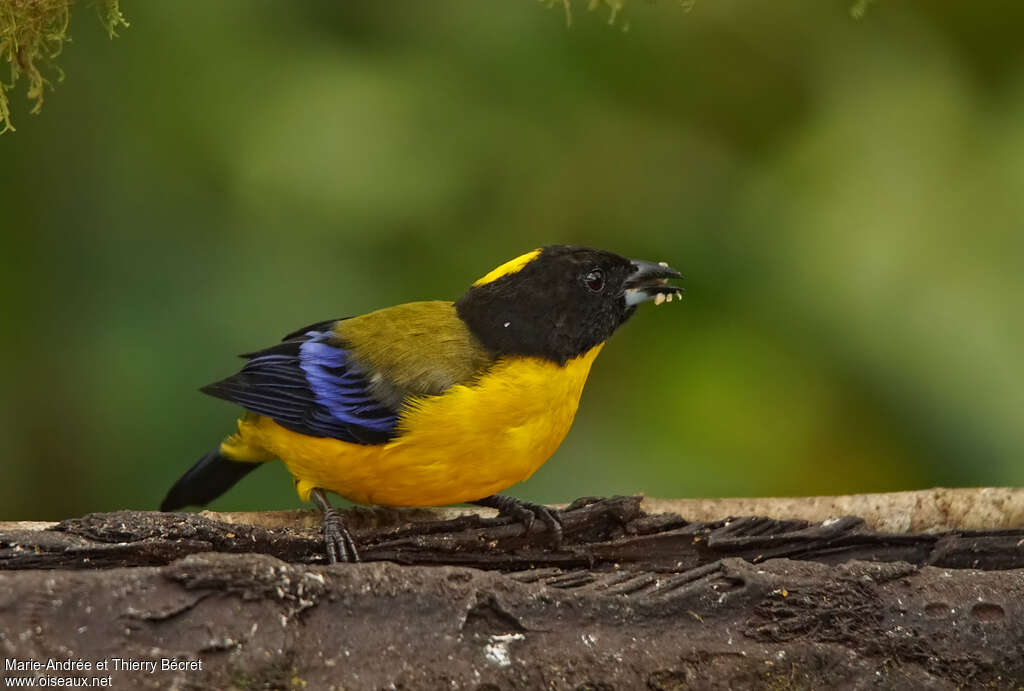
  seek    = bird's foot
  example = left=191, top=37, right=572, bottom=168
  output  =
left=473, top=494, right=564, bottom=549
left=311, top=488, right=360, bottom=564
left=322, top=507, right=361, bottom=564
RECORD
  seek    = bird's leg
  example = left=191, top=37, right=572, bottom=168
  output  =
left=310, top=488, right=360, bottom=564
left=472, top=494, right=564, bottom=548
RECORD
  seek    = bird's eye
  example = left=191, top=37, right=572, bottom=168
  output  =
left=584, top=268, right=605, bottom=293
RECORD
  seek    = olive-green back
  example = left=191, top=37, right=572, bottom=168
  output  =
left=335, top=300, right=495, bottom=409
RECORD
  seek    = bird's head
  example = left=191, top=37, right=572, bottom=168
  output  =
left=455, top=245, right=682, bottom=364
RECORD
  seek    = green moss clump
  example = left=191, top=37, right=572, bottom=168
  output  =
left=0, top=0, right=127, bottom=134
left=542, top=0, right=627, bottom=28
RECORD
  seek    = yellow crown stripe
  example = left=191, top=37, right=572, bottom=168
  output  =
left=472, top=249, right=542, bottom=287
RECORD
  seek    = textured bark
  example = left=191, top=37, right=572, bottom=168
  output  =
left=1, top=492, right=1023, bottom=689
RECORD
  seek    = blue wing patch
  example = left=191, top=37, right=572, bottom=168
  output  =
left=201, top=327, right=398, bottom=444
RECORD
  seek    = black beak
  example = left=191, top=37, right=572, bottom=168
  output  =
left=623, top=258, right=683, bottom=306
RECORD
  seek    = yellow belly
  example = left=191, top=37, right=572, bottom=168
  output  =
left=235, top=344, right=603, bottom=506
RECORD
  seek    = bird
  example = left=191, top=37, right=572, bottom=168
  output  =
left=161, top=245, right=682, bottom=562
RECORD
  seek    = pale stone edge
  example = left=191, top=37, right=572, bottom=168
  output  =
left=3, top=487, right=1022, bottom=534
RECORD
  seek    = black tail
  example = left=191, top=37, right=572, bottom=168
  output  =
left=160, top=448, right=262, bottom=511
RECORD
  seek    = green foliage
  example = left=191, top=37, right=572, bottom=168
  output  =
left=1, top=2, right=1021, bottom=520
left=0, top=0, right=126, bottom=133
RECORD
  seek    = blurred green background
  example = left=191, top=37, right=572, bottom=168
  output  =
left=1, top=1, right=1021, bottom=520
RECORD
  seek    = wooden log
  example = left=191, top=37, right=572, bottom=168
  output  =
left=0, top=491, right=1022, bottom=689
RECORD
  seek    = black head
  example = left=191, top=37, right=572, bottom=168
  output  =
left=455, top=245, right=682, bottom=364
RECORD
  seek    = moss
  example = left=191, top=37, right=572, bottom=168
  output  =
left=542, top=0, right=628, bottom=29
left=850, top=0, right=877, bottom=19
left=0, top=0, right=127, bottom=134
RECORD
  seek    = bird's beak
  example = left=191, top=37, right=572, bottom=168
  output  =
left=623, top=259, right=683, bottom=307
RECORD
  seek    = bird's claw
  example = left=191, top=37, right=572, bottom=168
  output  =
left=322, top=507, right=360, bottom=564
left=529, top=502, right=564, bottom=549
left=475, top=495, right=565, bottom=549
left=310, top=485, right=359, bottom=564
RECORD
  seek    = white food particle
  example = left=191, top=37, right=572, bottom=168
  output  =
left=483, top=633, right=523, bottom=667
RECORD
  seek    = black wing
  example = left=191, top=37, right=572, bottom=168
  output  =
left=203, top=324, right=398, bottom=444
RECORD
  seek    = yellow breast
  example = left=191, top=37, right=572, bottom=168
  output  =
left=243, top=344, right=603, bottom=507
